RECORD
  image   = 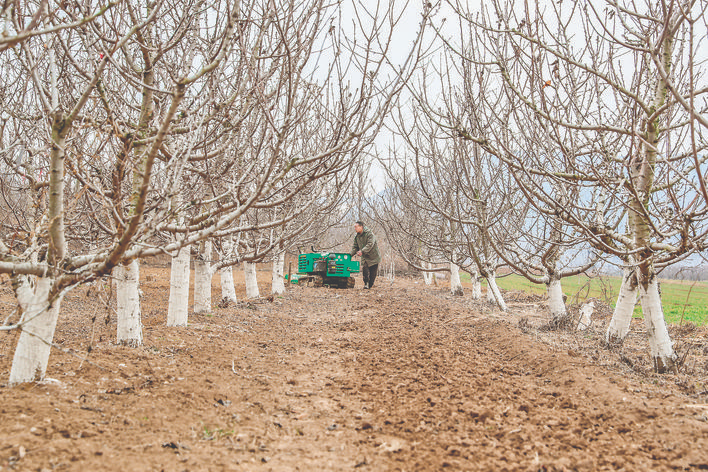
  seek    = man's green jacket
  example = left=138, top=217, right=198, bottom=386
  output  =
left=351, top=226, right=381, bottom=266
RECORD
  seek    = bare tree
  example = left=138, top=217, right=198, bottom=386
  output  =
left=372, top=157, right=459, bottom=289
left=0, top=0, right=120, bottom=53
left=0, top=0, right=431, bottom=384
left=433, top=0, right=708, bottom=372
left=0, top=0, right=187, bottom=383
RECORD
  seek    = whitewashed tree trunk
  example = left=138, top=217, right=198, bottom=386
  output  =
left=167, top=245, right=190, bottom=326
left=471, top=270, right=482, bottom=299
left=486, top=272, right=507, bottom=311
left=547, top=277, right=568, bottom=324
left=244, top=262, right=260, bottom=298
left=605, top=267, right=639, bottom=346
left=194, top=240, right=213, bottom=313
left=449, top=262, right=463, bottom=296
left=115, top=260, right=143, bottom=347
left=9, top=277, right=63, bottom=385
left=220, top=265, right=237, bottom=303
left=219, top=237, right=237, bottom=303
left=619, top=29, right=675, bottom=373
left=9, top=68, right=72, bottom=382
left=422, top=262, right=433, bottom=285
left=577, top=301, right=594, bottom=331
left=486, top=276, right=495, bottom=303
left=639, top=277, right=677, bottom=373
left=272, top=252, right=286, bottom=295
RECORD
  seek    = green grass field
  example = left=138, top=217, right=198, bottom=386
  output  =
left=461, top=273, right=708, bottom=326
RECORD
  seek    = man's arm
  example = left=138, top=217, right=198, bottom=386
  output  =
left=351, top=237, right=360, bottom=256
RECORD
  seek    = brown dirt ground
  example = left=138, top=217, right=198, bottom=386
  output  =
left=1, top=264, right=708, bottom=471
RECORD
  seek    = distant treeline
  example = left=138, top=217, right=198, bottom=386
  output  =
left=602, top=265, right=708, bottom=281
left=597, top=264, right=707, bottom=282
left=658, top=265, right=708, bottom=282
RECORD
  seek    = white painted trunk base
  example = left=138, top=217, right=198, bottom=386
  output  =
left=471, top=272, right=482, bottom=300
left=547, top=278, right=568, bottom=324
left=639, top=277, right=676, bottom=373
left=219, top=236, right=237, bottom=303
left=272, top=252, right=286, bottom=295
left=577, top=301, right=594, bottom=331
left=9, top=277, right=63, bottom=385
left=384, top=258, right=395, bottom=281
left=115, top=260, right=143, bottom=347
left=423, top=262, right=433, bottom=285
left=244, top=262, right=260, bottom=299
left=220, top=266, right=237, bottom=303
left=486, top=280, right=495, bottom=303
left=194, top=241, right=213, bottom=314
left=167, top=246, right=190, bottom=326
left=450, top=262, right=463, bottom=296
left=422, top=266, right=433, bottom=285
left=605, top=268, right=638, bottom=346
left=486, top=274, right=507, bottom=311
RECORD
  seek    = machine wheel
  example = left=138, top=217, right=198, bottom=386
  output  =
left=335, top=278, right=348, bottom=289
left=346, top=277, right=355, bottom=289
left=312, top=275, right=324, bottom=287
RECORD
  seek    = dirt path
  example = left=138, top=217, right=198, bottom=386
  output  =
left=1, top=267, right=708, bottom=471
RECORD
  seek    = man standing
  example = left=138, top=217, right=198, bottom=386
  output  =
left=351, top=221, right=381, bottom=289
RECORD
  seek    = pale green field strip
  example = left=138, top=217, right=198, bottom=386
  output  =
left=460, top=273, right=708, bottom=326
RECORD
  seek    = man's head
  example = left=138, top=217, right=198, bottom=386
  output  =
left=354, top=221, right=364, bottom=234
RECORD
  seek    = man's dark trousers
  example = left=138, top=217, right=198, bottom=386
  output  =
left=363, top=261, right=378, bottom=288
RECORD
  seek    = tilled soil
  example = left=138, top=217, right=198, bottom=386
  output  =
left=1, top=266, right=708, bottom=471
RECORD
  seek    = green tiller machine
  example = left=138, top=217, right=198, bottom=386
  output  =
left=296, top=249, right=359, bottom=288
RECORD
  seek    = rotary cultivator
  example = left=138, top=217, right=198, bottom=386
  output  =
left=294, top=251, right=359, bottom=288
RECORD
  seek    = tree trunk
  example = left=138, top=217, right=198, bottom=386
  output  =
left=450, top=262, right=463, bottom=296
left=639, top=276, right=677, bottom=373
left=10, top=91, right=70, bottom=383
left=422, top=262, right=433, bottom=285
left=470, top=270, right=482, bottom=299
left=486, top=277, right=495, bottom=303
left=220, top=265, right=237, bottom=304
left=547, top=277, right=569, bottom=325
left=577, top=301, right=594, bottom=331
left=272, top=252, right=286, bottom=295
left=219, top=237, right=237, bottom=303
left=167, top=246, right=190, bottom=326
left=194, top=240, right=212, bottom=313
left=8, top=277, right=63, bottom=385
left=115, top=260, right=143, bottom=347
left=623, top=30, right=675, bottom=373
left=486, top=272, right=507, bottom=311
left=605, top=267, right=638, bottom=347
left=244, top=262, right=260, bottom=299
